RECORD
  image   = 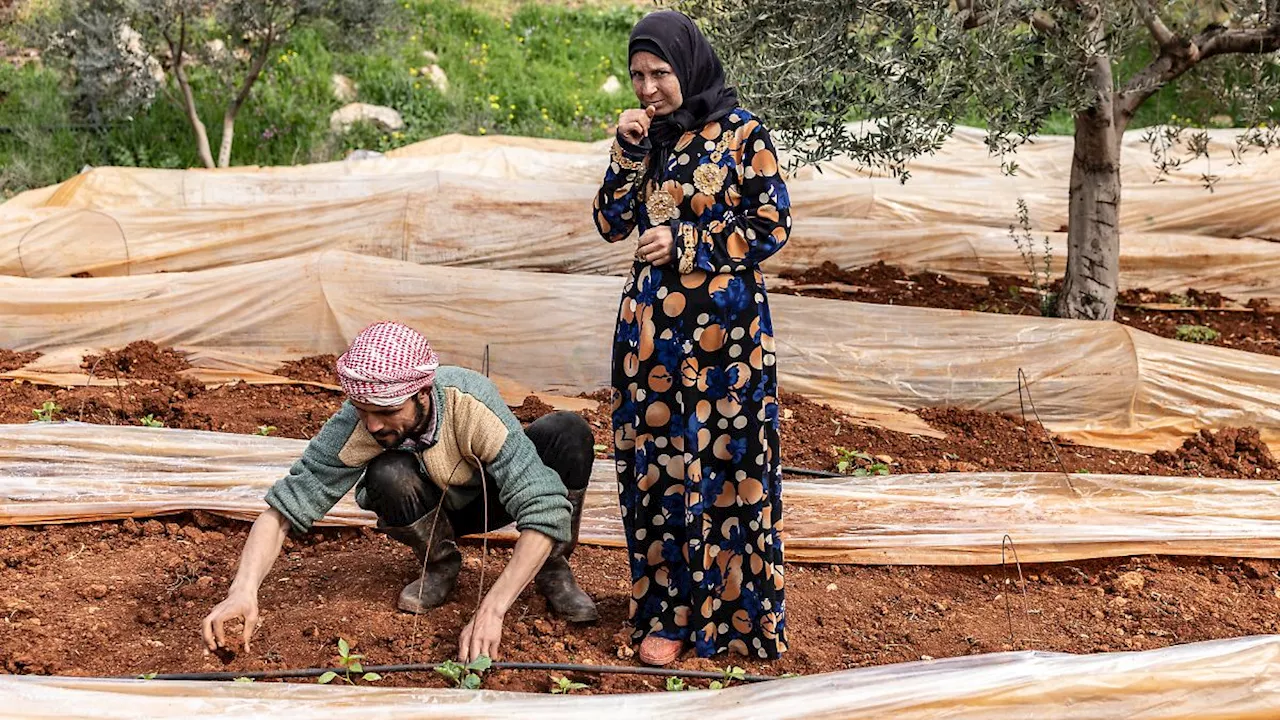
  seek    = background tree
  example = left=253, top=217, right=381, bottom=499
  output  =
left=679, top=0, right=1280, bottom=320
left=44, top=0, right=390, bottom=168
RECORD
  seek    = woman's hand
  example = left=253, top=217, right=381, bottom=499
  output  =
left=618, top=106, right=657, bottom=145
left=637, top=226, right=674, bottom=266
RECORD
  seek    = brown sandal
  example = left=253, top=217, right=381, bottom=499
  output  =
left=638, top=635, right=684, bottom=666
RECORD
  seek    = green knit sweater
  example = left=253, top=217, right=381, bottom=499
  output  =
left=264, top=367, right=572, bottom=542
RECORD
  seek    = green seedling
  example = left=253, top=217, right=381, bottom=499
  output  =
left=708, top=665, right=747, bottom=690
left=435, top=655, right=491, bottom=689
left=139, top=414, right=164, bottom=428
left=664, top=676, right=687, bottom=692
left=592, top=443, right=608, bottom=453
left=1175, top=324, right=1220, bottom=344
left=317, top=638, right=382, bottom=685
left=550, top=675, right=588, bottom=694
left=834, top=447, right=890, bottom=477
left=138, top=672, right=157, bottom=680
left=255, top=425, right=277, bottom=436
left=32, top=401, right=60, bottom=422
left=233, top=676, right=255, bottom=683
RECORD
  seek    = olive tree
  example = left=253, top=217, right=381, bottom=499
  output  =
left=679, top=0, right=1280, bottom=319
left=47, top=0, right=389, bottom=168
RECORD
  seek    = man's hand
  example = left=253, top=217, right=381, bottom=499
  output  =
left=202, top=589, right=260, bottom=652
left=618, top=106, right=657, bottom=145
left=458, top=606, right=505, bottom=663
left=637, top=225, right=674, bottom=266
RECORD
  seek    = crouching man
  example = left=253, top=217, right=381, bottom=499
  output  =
left=201, top=321, right=598, bottom=662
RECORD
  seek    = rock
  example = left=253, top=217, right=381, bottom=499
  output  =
left=142, top=520, right=164, bottom=537
left=329, top=103, right=405, bottom=134
left=136, top=608, right=159, bottom=626
left=422, top=64, right=449, bottom=94
left=1242, top=560, right=1273, bottom=580
left=422, top=50, right=439, bottom=63
left=331, top=74, right=358, bottom=103
left=165, top=522, right=182, bottom=537
left=205, top=39, right=228, bottom=63
left=1115, top=570, right=1145, bottom=595
left=601, top=75, right=622, bottom=94
left=532, top=618, right=553, bottom=636
left=1210, top=114, right=1235, bottom=128
left=826, top=582, right=839, bottom=592
left=191, top=511, right=220, bottom=529
left=86, top=584, right=108, bottom=600
left=123, top=518, right=141, bottom=536
left=955, top=461, right=981, bottom=473
left=344, top=149, right=385, bottom=162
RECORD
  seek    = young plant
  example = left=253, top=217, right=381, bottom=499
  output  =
left=317, top=638, right=382, bottom=685
left=137, top=672, right=157, bottom=680
left=1008, top=199, right=1057, bottom=317
left=254, top=425, right=277, bottom=436
left=708, top=665, right=746, bottom=690
left=31, top=401, right=60, bottom=422
left=550, top=675, right=588, bottom=694
left=138, top=414, right=164, bottom=428
left=233, top=676, right=255, bottom=683
left=1175, top=324, right=1220, bottom=344
left=834, top=447, right=890, bottom=477
left=435, top=655, right=491, bottom=690
left=664, top=676, right=687, bottom=692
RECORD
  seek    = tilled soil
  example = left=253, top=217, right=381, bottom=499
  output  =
left=0, top=350, right=40, bottom=374
left=775, top=262, right=1280, bottom=357
left=81, top=341, right=193, bottom=383
left=273, top=355, right=339, bottom=385
left=1, top=516, right=1277, bottom=694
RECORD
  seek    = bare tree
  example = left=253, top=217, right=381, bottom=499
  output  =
left=679, top=0, right=1280, bottom=320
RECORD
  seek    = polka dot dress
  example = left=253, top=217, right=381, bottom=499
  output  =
left=593, top=109, right=791, bottom=659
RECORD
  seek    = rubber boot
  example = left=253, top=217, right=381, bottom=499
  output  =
left=377, top=508, right=462, bottom=613
left=535, top=487, right=599, bottom=623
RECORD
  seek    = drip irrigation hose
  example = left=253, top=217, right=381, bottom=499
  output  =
left=124, top=661, right=779, bottom=684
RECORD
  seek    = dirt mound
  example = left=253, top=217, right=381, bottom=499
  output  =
left=0, top=349, right=39, bottom=373
left=272, top=355, right=338, bottom=385
left=1154, top=427, right=1279, bottom=478
left=511, top=395, right=556, bottom=423
left=778, top=392, right=1280, bottom=480
left=776, top=263, right=1280, bottom=356
left=81, top=342, right=191, bottom=382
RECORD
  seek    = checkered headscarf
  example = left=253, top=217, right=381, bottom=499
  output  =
left=336, top=322, right=440, bottom=406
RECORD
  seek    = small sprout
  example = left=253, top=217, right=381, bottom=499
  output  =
left=550, top=675, right=588, bottom=694
left=317, top=671, right=339, bottom=684
left=1175, top=324, right=1220, bottom=344
left=834, top=447, right=888, bottom=476
left=138, top=672, right=157, bottom=680
left=233, top=676, right=255, bottom=683
left=255, top=425, right=277, bottom=436
left=139, top=414, right=164, bottom=428
left=435, top=656, right=490, bottom=689
left=32, top=401, right=60, bottom=422
left=664, top=676, right=687, bottom=692
left=318, top=638, right=380, bottom=685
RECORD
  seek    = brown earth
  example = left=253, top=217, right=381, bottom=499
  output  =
left=273, top=355, right=338, bottom=385
left=4, top=345, right=1278, bottom=478
left=0, top=350, right=39, bottom=373
left=775, top=262, right=1280, bottom=357
left=0, top=516, right=1276, bottom=694
left=81, top=341, right=193, bottom=383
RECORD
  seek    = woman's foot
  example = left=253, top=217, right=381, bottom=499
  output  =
left=638, top=635, right=684, bottom=666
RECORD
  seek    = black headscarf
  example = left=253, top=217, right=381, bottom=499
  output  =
left=628, top=11, right=740, bottom=155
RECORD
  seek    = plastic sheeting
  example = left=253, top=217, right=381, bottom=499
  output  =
left=4, top=189, right=1279, bottom=302
left=4, top=423, right=1280, bottom=564
left=1, top=251, right=1279, bottom=456
left=1, top=635, right=1279, bottom=719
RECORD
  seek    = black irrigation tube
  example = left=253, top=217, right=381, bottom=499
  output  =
left=781, top=466, right=844, bottom=479
left=125, top=661, right=779, bottom=684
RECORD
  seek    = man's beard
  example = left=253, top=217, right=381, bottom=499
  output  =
left=373, top=396, right=428, bottom=449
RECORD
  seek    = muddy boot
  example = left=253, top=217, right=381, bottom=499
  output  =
left=377, top=509, right=462, bottom=614
left=535, top=487, right=599, bottom=623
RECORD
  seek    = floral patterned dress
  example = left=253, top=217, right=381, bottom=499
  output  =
left=592, top=108, right=791, bottom=659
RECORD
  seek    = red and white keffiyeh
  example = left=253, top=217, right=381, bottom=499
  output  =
left=336, top=321, right=440, bottom=406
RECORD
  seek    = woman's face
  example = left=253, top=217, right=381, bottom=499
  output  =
left=630, top=51, right=683, bottom=117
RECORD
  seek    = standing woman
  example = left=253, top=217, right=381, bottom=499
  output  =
left=593, top=10, right=791, bottom=666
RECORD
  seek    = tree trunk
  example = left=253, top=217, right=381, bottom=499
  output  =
left=217, top=112, right=236, bottom=168
left=1056, top=6, right=1123, bottom=321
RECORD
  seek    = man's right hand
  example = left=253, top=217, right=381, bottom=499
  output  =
left=202, top=589, right=260, bottom=652
left=618, top=106, right=656, bottom=145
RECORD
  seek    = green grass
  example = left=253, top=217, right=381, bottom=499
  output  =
left=0, top=0, right=644, bottom=197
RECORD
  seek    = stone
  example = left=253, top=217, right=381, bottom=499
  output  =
left=601, top=75, right=622, bottom=94
left=1210, top=114, right=1235, bottom=128
left=205, top=39, right=228, bottom=63
left=422, top=50, right=439, bottom=63
left=331, top=74, right=358, bottom=103
left=422, top=64, right=449, bottom=94
left=1115, top=570, right=1145, bottom=596
left=329, top=103, right=405, bottom=134
left=86, top=584, right=108, bottom=600
left=1242, top=560, right=1273, bottom=580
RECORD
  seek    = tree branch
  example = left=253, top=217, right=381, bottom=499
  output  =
left=1117, top=21, right=1280, bottom=121
left=1139, top=0, right=1177, bottom=52
left=959, top=1, right=1058, bottom=33
left=166, top=11, right=215, bottom=168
